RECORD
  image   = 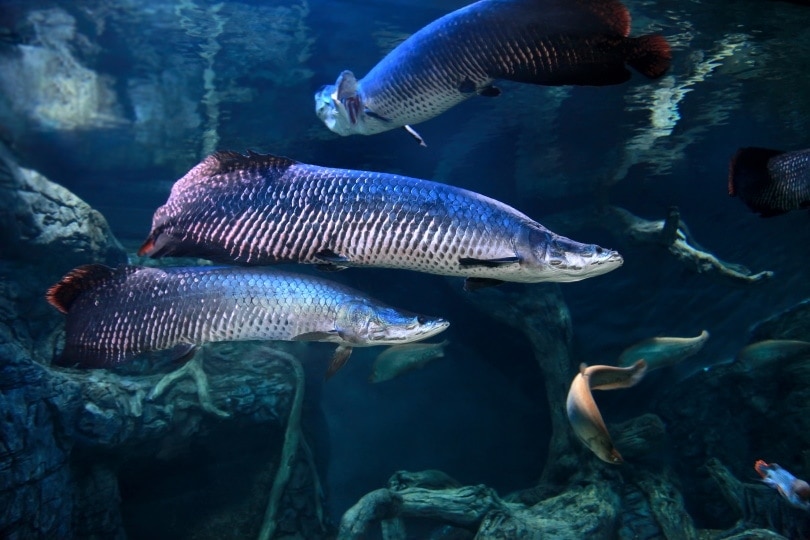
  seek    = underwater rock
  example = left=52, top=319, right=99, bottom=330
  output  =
left=748, top=298, right=810, bottom=342
left=0, top=8, right=125, bottom=132
left=0, top=141, right=125, bottom=272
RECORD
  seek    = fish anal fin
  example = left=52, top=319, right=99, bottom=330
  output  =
left=46, top=264, right=118, bottom=314
left=325, top=345, right=352, bottom=380
left=625, top=35, right=672, bottom=79
left=463, top=277, right=506, bottom=291
left=459, top=256, right=521, bottom=268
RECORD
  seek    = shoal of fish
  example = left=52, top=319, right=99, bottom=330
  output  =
left=46, top=0, right=810, bottom=482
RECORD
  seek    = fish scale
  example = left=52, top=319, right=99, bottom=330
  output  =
left=140, top=151, right=622, bottom=285
left=316, top=0, right=670, bottom=139
left=48, top=264, right=447, bottom=368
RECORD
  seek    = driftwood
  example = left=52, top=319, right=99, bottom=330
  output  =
left=545, top=205, right=773, bottom=284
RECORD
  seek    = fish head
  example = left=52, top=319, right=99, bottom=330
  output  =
left=314, top=70, right=365, bottom=136
left=522, top=226, right=623, bottom=282
left=336, top=301, right=449, bottom=346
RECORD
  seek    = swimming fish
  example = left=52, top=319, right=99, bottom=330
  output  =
left=369, top=340, right=449, bottom=383
left=728, top=147, right=810, bottom=217
left=46, top=264, right=449, bottom=377
left=617, top=330, right=709, bottom=371
left=566, top=360, right=647, bottom=464
left=139, top=151, right=623, bottom=290
left=736, top=339, right=810, bottom=369
left=315, top=0, right=671, bottom=143
left=754, top=460, right=810, bottom=511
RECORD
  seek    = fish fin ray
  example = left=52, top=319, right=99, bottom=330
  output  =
left=403, top=125, right=427, bottom=147
left=314, top=249, right=351, bottom=269
left=201, top=151, right=298, bottom=177
left=625, top=34, right=672, bottom=79
left=325, top=345, right=352, bottom=379
left=463, top=277, right=506, bottom=291
left=46, top=264, right=119, bottom=314
left=170, top=343, right=198, bottom=363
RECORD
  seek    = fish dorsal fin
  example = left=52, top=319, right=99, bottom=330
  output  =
left=203, top=150, right=298, bottom=176
left=571, top=0, right=631, bottom=36
left=46, top=264, right=118, bottom=314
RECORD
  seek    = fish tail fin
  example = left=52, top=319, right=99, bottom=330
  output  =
left=754, top=459, right=771, bottom=478
left=46, top=264, right=117, bottom=314
left=728, top=147, right=784, bottom=197
left=729, top=147, right=789, bottom=216
left=625, top=34, right=672, bottom=79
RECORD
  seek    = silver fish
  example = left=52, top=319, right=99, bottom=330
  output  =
left=46, top=264, right=449, bottom=377
left=617, top=330, right=709, bottom=371
left=139, top=151, right=623, bottom=290
left=315, top=0, right=671, bottom=142
left=369, top=340, right=449, bottom=383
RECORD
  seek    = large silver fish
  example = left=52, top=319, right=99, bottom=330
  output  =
left=138, top=151, right=623, bottom=290
left=315, top=0, right=671, bottom=143
left=46, top=264, right=449, bottom=376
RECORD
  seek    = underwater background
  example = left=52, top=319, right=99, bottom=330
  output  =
left=1, top=0, right=809, bottom=538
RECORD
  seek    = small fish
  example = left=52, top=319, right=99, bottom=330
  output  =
left=369, top=340, right=449, bottom=383
left=139, top=151, right=623, bottom=289
left=728, top=147, right=810, bottom=217
left=566, top=360, right=647, bottom=464
left=46, top=264, right=449, bottom=378
left=754, top=460, right=810, bottom=511
left=736, top=339, right=810, bottom=368
left=315, top=0, right=671, bottom=142
left=618, top=330, right=709, bottom=371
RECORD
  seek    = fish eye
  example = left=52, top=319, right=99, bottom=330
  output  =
left=417, top=315, right=428, bottom=325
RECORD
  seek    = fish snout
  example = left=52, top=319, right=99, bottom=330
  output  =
left=544, top=238, right=623, bottom=281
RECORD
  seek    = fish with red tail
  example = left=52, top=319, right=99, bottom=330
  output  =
left=315, top=0, right=671, bottom=144
left=728, top=147, right=810, bottom=217
left=754, top=460, right=810, bottom=511
left=46, top=264, right=448, bottom=377
left=138, top=151, right=623, bottom=290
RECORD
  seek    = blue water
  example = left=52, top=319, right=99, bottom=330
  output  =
left=2, top=0, right=810, bottom=537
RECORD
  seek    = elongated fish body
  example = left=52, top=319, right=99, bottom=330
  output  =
left=729, top=147, right=810, bottom=217
left=617, top=330, right=709, bottom=371
left=369, top=340, right=449, bottom=383
left=566, top=360, right=647, bottom=464
left=46, top=264, right=449, bottom=369
left=315, top=0, right=671, bottom=139
left=139, top=152, right=623, bottom=288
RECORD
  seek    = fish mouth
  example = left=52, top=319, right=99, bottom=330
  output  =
left=373, top=316, right=450, bottom=345
left=314, top=84, right=355, bottom=136
left=547, top=245, right=623, bottom=281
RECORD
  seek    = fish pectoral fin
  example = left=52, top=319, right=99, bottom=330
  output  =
left=463, top=277, right=506, bottom=291
left=459, top=256, right=521, bottom=268
left=364, top=109, right=391, bottom=123
left=402, top=125, right=427, bottom=147
left=478, top=85, right=501, bottom=98
left=325, top=345, right=353, bottom=380
left=314, top=249, right=350, bottom=270
left=293, top=330, right=339, bottom=342
left=459, top=78, right=477, bottom=94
